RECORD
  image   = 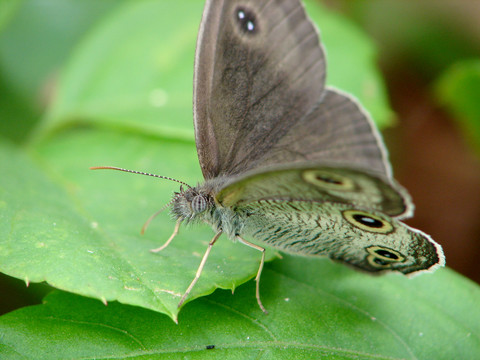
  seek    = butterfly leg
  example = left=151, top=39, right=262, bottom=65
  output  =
left=178, top=230, right=223, bottom=308
left=236, top=236, right=268, bottom=314
left=150, top=219, right=182, bottom=253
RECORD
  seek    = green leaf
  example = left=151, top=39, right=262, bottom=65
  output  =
left=0, top=133, right=276, bottom=321
left=0, top=0, right=395, bottom=321
left=37, top=0, right=393, bottom=141
left=0, top=0, right=125, bottom=143
left=0, top=0, right=21, bottom=33
left=0, top=0, right=123, bottom=102
left=38, top=0, right=204, bottom=141
left=344, top=2, right=480, bottom=78
left=1, top=258, right=479, bottom=359
left=435, top=59, right=480, bottom=155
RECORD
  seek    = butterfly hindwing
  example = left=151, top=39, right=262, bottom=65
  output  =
left=238, top=200, right=444, bottom=275
left=216, top=165, right=411, bottom=217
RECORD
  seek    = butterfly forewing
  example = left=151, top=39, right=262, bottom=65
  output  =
left=194, top=0, right=326, bottom=179
left=251, top=89, right=393, bottom=180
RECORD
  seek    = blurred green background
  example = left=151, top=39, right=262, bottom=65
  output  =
left=0, top=0, right=480, bottom=358
left=330, top=0, right=480, bottom=286
left=1, top=0, right=479, bottom=316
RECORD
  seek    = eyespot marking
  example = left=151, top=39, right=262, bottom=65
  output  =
left=302, top=170, right=355, bottom=191
left=343, top=210, right=393, bottom=233
left=366, top=245, right=405, bottom=269
left=235, top=7, right=257, bottom=34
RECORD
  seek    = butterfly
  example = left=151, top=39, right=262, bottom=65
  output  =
left=92, top=0, right=444, bottom=313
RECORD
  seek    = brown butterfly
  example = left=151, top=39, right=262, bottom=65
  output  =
left=92, top=0, right=444, bottom=313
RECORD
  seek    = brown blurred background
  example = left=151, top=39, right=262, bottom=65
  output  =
left=326, top=0, right=480, bottom=283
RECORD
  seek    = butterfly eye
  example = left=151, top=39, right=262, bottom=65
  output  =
left=235, top=7, right=257, bottom=34
left=302, top=170, right=355, bottom=191
left=343, top=210, right=393, bottom=234
left=366, top=246, right=405, bottom=269
left=191, top=195, right=208, bottom=214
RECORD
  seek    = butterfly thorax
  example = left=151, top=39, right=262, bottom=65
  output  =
left=171, top=179, right=248, bottom=239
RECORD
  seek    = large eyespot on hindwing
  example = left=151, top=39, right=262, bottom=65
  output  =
left=302, top=169, right=355, bottom=191
left=343, top=210, right=393, bottom=234
left=234, top=7, right=258, bottom=35
left=366, top=245, right=405, bottom=269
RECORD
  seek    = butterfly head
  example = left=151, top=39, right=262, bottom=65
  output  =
left=171, top=186, right=214, bottom=222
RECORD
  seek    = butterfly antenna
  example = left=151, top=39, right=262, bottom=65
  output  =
left=90, top=166, right=192, bottom=189
left=90, top=166, right=190, bottom=234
